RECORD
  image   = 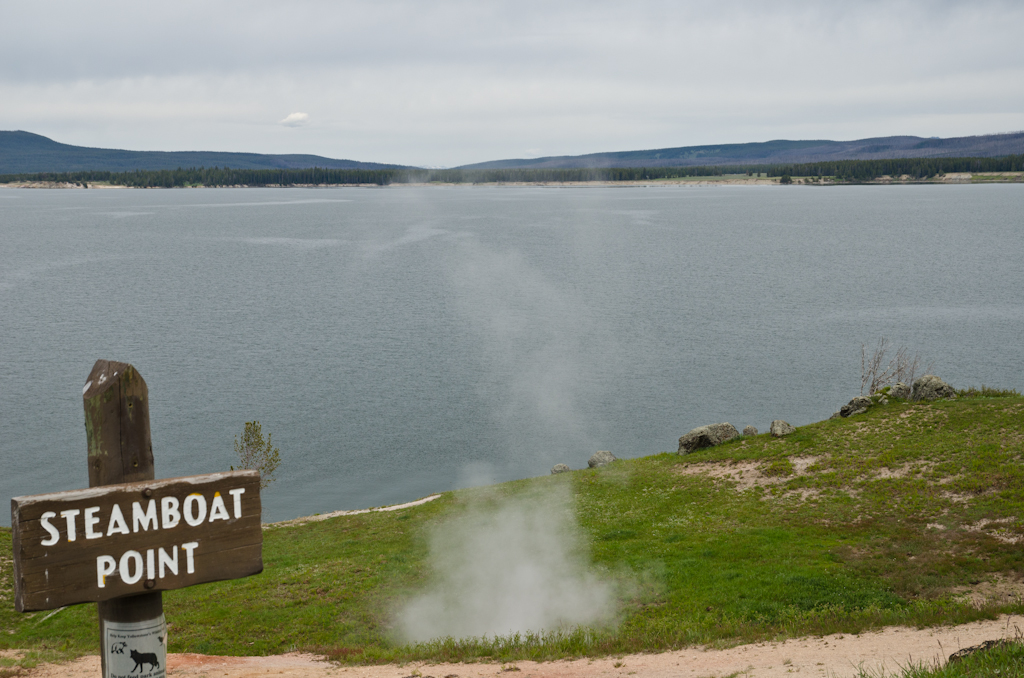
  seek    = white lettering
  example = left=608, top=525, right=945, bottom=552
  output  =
left=181, top=541, right=199, bottom=574
left=229, top=488, right=245, bottom=518
left=158, top=546, right=178, bottom=578
left=96, top=555, right=116, bottom=588
left=161, top=496, right=181, bottom=529
left=119, top=550, right=143, bottom=585
left=133, top=500, right=158, bottom=532
left=40, top=511, right=60, bottom=546
left=208, top=492, right=230, bottom=522
left=146, top=548, right=155, bottom=581
left=106, top=504, right=130, bottom=536
left=84, top=506, right=102, bottom=539
left=183, top=494, right=207, bottom=526
left=60, top=509, right=80, bottom=542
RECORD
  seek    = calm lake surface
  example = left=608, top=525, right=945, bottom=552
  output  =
left=2, top=185, right=1022, bottom=524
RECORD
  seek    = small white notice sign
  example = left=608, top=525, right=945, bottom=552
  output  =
left=103, top=616, right=167, bottom=678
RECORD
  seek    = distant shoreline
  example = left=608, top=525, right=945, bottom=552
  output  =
left=2, top=171, right=1024, bottom=189
left=1, top=172, right=1022, bottom=189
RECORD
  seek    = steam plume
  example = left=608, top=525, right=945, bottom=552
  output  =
left=397, top=486, right=614, bottom=642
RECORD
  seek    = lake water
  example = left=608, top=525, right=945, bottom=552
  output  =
left=1, top=185, right=1022, bottom=525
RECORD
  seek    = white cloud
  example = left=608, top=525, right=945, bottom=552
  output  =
left=279, top=112, right=309, bottom=127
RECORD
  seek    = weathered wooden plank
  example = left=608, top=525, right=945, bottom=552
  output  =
left=19, top=543, right=263, bottom=611
left=11, top=470, right=262, bottom=611
left=15, top=513, right=262, bottom=567
left=13, top=473, right=260, bottom=560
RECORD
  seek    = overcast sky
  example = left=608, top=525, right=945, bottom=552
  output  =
left=2, top=1, right=1023, bottom=167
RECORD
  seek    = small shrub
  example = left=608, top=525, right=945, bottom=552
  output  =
left=232, top=420, right=281, bottom=489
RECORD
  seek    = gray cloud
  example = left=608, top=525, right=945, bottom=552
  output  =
left=1, top=1, right=1022, bottom=166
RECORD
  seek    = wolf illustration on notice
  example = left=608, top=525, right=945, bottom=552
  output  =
left=129, top=648, right=160, bottom=672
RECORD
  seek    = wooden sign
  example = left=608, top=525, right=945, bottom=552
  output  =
left=11, top=470, right=262, bottom=612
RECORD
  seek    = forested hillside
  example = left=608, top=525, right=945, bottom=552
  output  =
left=2, top=155, right=1021, bottom=187
left=458, top=132, right=1024, bottom=170
left=0, top=131, right=407, bottom=173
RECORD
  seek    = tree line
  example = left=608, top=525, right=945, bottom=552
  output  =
left=1, top=155, right=1021, bottom=187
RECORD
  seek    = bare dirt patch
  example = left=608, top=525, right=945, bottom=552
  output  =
left=676, top=461, right=776, bottom=491
left=963, top=517, right=1023, bottom=544
left=950, top=575, right=1024, bottom=607
left=18, top=616, right=1024, bottom=678
left=675, top=457, right=821, bottom=501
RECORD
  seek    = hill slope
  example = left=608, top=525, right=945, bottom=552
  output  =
left=458, top=132, right=1024, bottom=169
left=0, top=131, right=409, bottom=173
left=1, top=389, right=1022, bottom=667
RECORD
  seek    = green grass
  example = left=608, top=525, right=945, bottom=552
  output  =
left=854, top=638, right=1024, bottom=677
left=2, top=393, right=1023, bottom=670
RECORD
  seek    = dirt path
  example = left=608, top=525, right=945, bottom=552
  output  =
left=13, top=615, right=1020, bottom=678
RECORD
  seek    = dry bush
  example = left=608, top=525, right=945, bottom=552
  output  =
left=860, top=338, right=932, bottom=395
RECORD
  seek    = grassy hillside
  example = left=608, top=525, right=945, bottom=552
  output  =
left=2, top=390, right=1022, bottom=672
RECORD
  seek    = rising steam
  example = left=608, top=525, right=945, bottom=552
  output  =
left=397, top=486, right=615, bottom=642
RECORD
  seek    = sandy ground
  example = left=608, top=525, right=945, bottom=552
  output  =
left=8, top=615, right=1019, bottom=678
left=270, top=494, right=441, bottom=528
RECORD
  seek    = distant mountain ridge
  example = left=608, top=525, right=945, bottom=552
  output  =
left=456, top=132, right=1024, bottom=170
left=4, top=130, right=1024, bottom=175
left=0, top=131, right=408, bottom=174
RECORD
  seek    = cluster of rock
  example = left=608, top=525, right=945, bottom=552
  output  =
left=550, top=449, right=618, bottom=474
left=675, top=418, right=796, bottom=454
left=832, top=375, right=956, bottom=419
left=553, top=376, right=958, bottom=472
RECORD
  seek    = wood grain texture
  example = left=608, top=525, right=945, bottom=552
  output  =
left=12, top=471, right=262, bottom=611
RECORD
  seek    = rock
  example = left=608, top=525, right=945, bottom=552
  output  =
left=912, top=375, right=956, bottom=401
left=888, top=382, right=911, bottom=399
left=878, top=397, right=888, bottom=405
left=588, top=450, right=616, bottom=468
left=550, top=464, right=571, bottom=474
left=829, top=411, right=841, bottom=420
left=948, top=639, right=1010, bottom=663
left=742, top=425, right=758, bottom=436
left=678, top=423, right=739, bottom=454
left=840, top=395, right=872, bottom=417
left=769, top=420, right=796, bottom=437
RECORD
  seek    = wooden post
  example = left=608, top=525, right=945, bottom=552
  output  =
left=83, top=360, right=165, bottom=678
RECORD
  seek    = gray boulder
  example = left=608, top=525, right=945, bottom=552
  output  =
left=912, top=375, right=956, bottom=401
left=840, top=395, right=873, bottom=417
left=888, top=382, right=911, bottom=399
left=550, top=464, right=571, bottom=474
left=678, top=423, right=739, bottom=454
left=742, top=425, right=758, bottom=436
left=770, top=420, right=796, bottom=437
left=588, top=450, right=617, bottom=468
